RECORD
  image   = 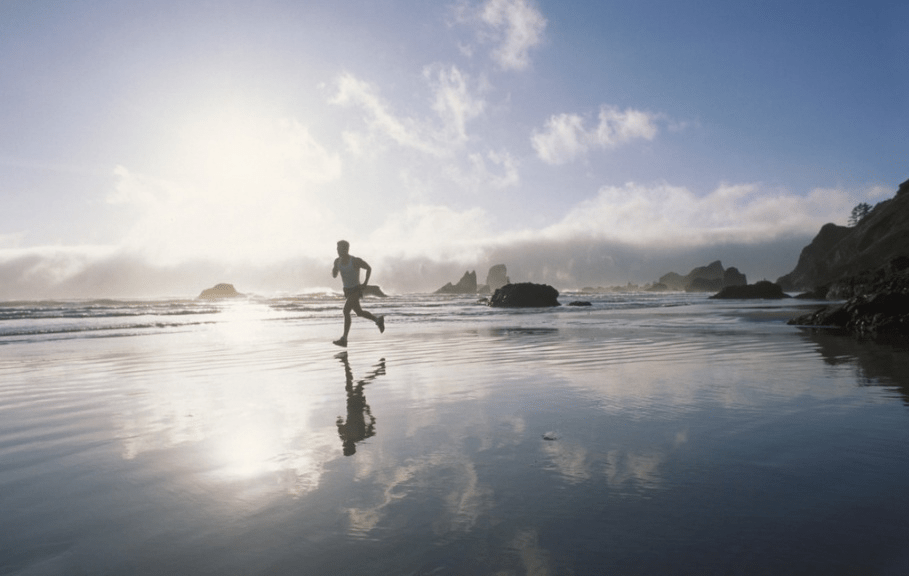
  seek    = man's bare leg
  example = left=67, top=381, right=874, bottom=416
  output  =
left=352, top=298, right=384, bottom=333
left=334, top=299, right=354, bottom=347
left=334, top=292, right=385, bottom=347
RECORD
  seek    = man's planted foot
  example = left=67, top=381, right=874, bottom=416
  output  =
left=333, top=337, right=348, bottom=347
left=377, top=316, right=385, bottom=334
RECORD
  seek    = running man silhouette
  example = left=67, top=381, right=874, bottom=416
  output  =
left=331, top=240, right=384, bottom=347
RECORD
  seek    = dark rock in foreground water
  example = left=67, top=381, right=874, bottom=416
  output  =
left=788, top=259, right=909, bottom=336
left=568, top=301, right=592, bottom=306
left=710, top=280, right=790, bottom=299
left=489, top=283, right=560, bottom=308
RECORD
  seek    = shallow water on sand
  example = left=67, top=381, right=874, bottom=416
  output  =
left=2, top=296, right=909, bottom=574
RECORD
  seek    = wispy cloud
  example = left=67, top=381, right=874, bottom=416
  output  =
left=427, top=64, right=486, bottom=145
left=331, top=67, right=485, bottom=156
left=532, top=106, right=659, bottom=165
left=543, top=181, right=858, bottom=245
left=479, top=0, right=547, bottom=71
left=331, top=73, right=445, bottom=156
left=368, top=203, right=493, bottom=262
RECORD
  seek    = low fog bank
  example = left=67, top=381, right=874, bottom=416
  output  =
left=381, top=234, right=811, bottom=293
left=0, top=235, right=812, bottom=300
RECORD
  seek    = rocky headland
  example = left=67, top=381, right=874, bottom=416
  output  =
left=781, top=178, right=909, bottom=336
left=778, top=178, right=909, bottom=294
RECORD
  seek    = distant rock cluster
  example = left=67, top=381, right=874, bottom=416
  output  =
left=435, top=264, right=511, bottom=295
left=650, top=260, right=747, bottom=292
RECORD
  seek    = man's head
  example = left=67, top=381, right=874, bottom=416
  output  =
left=337, top=240, right=350, bottom=255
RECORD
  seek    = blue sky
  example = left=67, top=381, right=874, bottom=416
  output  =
left=1, top=0, right=906, bottom=297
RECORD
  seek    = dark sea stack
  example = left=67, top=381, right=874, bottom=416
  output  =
left=710, top=280, right=791, bottom=299
left=489, top=283, right=560, bottom=307
left=435, top=271, right=478, bottom=294
left=686, top=277, right=724, bottom=293
left=658, top=271, right=686, bottom=291
left=777, top=180, right=909, bottom=292
left=724, top=267, right=747, bottom=287
left=198, top=283, right=242, bottom=299
left=485, top=264, right=510, bottom=292
left=686, top=260, right=725, bottom=285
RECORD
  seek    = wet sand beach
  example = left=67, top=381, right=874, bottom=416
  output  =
left=2, top=296, right=909, bottom=575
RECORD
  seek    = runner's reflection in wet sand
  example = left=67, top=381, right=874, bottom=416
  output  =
left=335, top=352, right=385, bottom=456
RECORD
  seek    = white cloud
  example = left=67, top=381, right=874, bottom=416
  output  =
left=595, top=106, right=658, bottom=147
left=443, top=149, right=520, bottom=191
left=0, top=232, right=24, bottom=249
left=331, top=68, right=485, bottom=156
left=479, top=0, right=547, bottom=70
left=368, top=204, right=492, bottom=262
left=529, top=113, right=586, bottom=165
left=543, top=181, right=859, bottom=246
left=532, top=105, right=659, bottom=165
left=426, top=64, right=486, bottom=145
left=332, top=73, right=444, bottom=155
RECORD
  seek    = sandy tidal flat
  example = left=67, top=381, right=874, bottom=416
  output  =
left=2, top=295, right=909, bottom=575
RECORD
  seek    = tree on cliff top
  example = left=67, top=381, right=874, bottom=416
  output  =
left=849, top=202, right=872, bottom=226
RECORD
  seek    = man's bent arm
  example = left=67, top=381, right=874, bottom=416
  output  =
left=360, top=259, right=372, bottom=285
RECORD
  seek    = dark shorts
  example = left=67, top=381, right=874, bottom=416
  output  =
left=343, top=285, right=362, bottom=298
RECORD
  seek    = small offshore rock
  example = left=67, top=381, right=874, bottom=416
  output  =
left=568, top=301, right=592, bottom=306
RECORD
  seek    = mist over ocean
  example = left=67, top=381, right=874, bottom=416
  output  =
left=2, top=292, right=909, bottom=574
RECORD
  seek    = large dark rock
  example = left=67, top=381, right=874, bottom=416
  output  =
left=778, top=181, right=909, bottom=292
left=788, top=259, right=909, bottom=336
left=435, top=271, right=478, bottom=294
left=710, top=280, right=791, bottom=299
left=198, top=283, right=242, bottom=299
left=489, top=283, right=560, bottom=308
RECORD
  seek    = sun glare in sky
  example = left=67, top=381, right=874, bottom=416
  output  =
left=0, top=0, right=904, bottom=297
